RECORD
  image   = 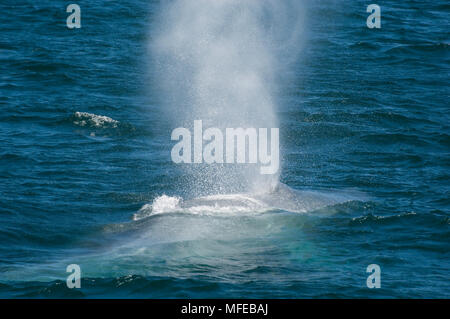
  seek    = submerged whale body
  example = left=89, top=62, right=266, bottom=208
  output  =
left=133, top=182, right=356, bottom=220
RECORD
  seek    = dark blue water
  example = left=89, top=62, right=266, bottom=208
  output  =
left=0, top=0, right=449, bottom=298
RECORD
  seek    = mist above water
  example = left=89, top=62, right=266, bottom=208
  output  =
left=151, top=0, right=304, bottom=195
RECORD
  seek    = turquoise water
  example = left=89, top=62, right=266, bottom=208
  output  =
left=0, top=0, right=448, bottom=298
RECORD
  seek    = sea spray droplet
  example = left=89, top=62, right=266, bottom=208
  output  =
left=151, top=0, right=304, bottom=195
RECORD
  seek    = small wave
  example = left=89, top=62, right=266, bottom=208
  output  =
left=72, top=112, right=119, bottom=129
left=351, top=211, right=417, bottom=225
left=385, top=42, right=449, bottom=55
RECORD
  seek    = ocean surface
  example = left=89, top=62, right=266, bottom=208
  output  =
left=0, top=0, right=449, bottom=298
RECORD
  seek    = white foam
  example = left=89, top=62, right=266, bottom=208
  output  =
left=133, top=195, right=182, bottom=220
left=73, top=112, right=119, bottom=128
